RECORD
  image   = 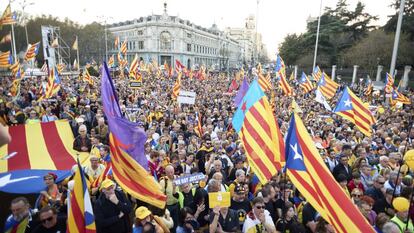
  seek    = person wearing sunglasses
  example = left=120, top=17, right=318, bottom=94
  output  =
left=32, top=206, right=66, bottom=233
left=243, top=197, right=276, bottom=233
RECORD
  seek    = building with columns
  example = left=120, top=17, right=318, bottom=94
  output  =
left=108, top=3, right=243, bottom=70
left=224, top=15, right=268, bottom=65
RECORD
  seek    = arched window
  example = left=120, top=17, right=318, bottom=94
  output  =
left=160, top=31, right=172, bottom=50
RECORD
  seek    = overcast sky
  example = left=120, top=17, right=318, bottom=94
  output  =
left=6, top=0, right=395, bottom=59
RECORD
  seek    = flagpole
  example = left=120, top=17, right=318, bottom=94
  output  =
left=389, top=0, right=405, bottom=76
left=9, top=0, right=17, bottom=62
left=76, top=36, right=80, bottom=72
left=312, top=0, right=323, bottom=71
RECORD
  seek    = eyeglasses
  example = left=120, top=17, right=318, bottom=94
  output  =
left=41, top=216, right=53, bottom=224
left=255, top=205, right=265, bottom=209
left=352, top=194, right=361, bottom=197
left=378, top=182, right=385, bottom=185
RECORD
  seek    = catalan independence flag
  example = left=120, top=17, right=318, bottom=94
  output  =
left=67, top=159, right=96, bottom=233
left=44, top=67, right=61, bottom=98
left=258, top=72, right=271, bottom=92
left=384, top=73, right=394, bottom=94
left=312, top=66, right=322, bottom=82
left=278, top=71, right=293, bottom=96
left=390, top=89, right=411, bottom=105
left=24, top=42, right=40, bottom=61
left=4, top=216, right=29, bottom=233
left=172, top=72, right=181, bottom=99
left=9, top=60, right=19, bottom=76
left=194, top=112, right=204, bottom=138
left=101, top=63, right=166, bottom=208
left=0, top=5, right=15, bottom=25
left=285, top=113, right=375, bottom=233
left=275, top=54, right=286, bottom=80
left=299, top=72, right=313, bottom=94
left=317, top=72, right=339, bottom=99
left=232, top=79, right=285, bottom=184
left=0, top=50, right=12, bottom=68
left=129, top=54, right=139, bottom=78
left=83, top=69, right=94, bottom=86
left=107, top=55, right=114, bottom=67
left=120, top=39, right=127, bottom=55
left=364, top=77, right=373, bottom=96
left=334, top=87, right=376, bottom=137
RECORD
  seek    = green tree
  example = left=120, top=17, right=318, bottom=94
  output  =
left=383, top=0, right=414, bottom=40
left=343, top=30, right=413, bottom=71
left=278, top=33, right=304, bottom=65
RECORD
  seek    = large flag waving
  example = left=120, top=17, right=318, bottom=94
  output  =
left=317, top=72, right=339, bottom=99
left=67, top=159, right=96, bottom=233
left=44, top=67, right=61, bottom=99
left=25, top=42, right=40, bottom=61
left=232, top=79, right=285, bottom=184
left=333, top=87, right=376, bottom=137
left=299, top=72, right=313, bottom=94
left=0, top=51, right=12, bottom=68
left=234, top=77, right=249, bottom=107
left=172, top=72, right=181, bottom=99
left=0, top=5, right=15, bottom=25
left=285, top=113, right=375, bottom=233
left=101, top=63, right=166, bottom=208
left=312, top=66, right=322, bottom=82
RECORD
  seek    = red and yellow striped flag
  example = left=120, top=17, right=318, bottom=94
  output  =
left=108, top=55, right=114, bottom=67
left=0, top=121, right=89, bottom=173
left=44, top=67, right=61, bottom=98
left=25, top=42, right=40, bottom=61
left=120, top=39, right=127, bottom=55
left=279, top=72, right=293, bottom=96
left=83, top=69, right=94, bottom=85
left=9, top=60, right=19, bottom=76
left=0, top=5, right=15, bottom=25
left=129, top=54, right=139, bottom=78
left=258, top=72, right=271, bottom=92
left=67, top=159, right=96, bottom=233
left=194, top=112, right=204, bottom=138
left=0, top=51, right=12, bottom=68
left=333, top=87, right=376, bottom=137
left=312, top=66, right=322, bottom=82
left=172, top=72, right=181, bottom=99
left=57, top=63, right=66, bottom=74
left=317, top=72, right=339, bottom=99
left=384, top=73, right=394, bottom=94
left=232, top=79, right=285, bottom=184
left=285, top=113, right=375, bottom=233
left=299, top=72, right=313, bottom=94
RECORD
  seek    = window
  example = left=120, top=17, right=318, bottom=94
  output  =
left=187, top=33, right=192, bottom=38
left=187, top=43, right=191, bottom=52
left=160, top=31, right=172, bottom=50
left=138, top=30, right=143, bottom=35
left=139, top=41, right=144, bottom=50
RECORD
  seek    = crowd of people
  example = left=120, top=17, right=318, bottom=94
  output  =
left=1, top=65, right=414, bottom=233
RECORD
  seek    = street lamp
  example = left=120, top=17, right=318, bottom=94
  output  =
left=19, top=0, right=34, bottom=46
left=97, top=15, right=113, bottom=63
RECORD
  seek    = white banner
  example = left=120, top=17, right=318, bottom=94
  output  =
left=177, top=90, right=196, bottom=105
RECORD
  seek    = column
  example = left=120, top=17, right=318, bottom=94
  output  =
left=331, top=65, right=337, bottom=81
left=294, top=65, right=298, bottom=80
left=352, top=65, right=358, bottom=84
left=376, top=65, right=383, bottom=82
left=402, top=65, right=412, bottom=90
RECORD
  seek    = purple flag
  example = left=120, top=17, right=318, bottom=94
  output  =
left=234, top=77, right=249, bottom=107
left=101, top=63, right=148, bottom=169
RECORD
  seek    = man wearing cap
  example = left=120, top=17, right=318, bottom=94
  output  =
left=390, top=197, right=414, bottom=232
left=230, top=183, right=251, bottom=230
left=94, top=179, right=132, bottom=233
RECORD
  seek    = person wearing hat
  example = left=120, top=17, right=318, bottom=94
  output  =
left=94, top=179, right=132, bottom=233
left=133, top=206, right=170, bottom=233
left=230, top=183, right=251, bottom=229
left=390, top=197, right=414, bottom=232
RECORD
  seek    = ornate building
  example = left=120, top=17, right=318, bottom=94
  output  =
left=108, top=3, right=243, bottom=70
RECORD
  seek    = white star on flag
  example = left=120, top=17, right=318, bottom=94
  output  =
left=344, top=99, right=352, bottom=107
left=290, top=143, right=303, bottom=161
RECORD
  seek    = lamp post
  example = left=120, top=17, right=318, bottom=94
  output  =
left=389, top=0, right=405, bottom=76
left=97, top=15, right=113, bottom=63
left=19, top=0, right=34, bottom=46
left=312, top=0, right=323, bottom=71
